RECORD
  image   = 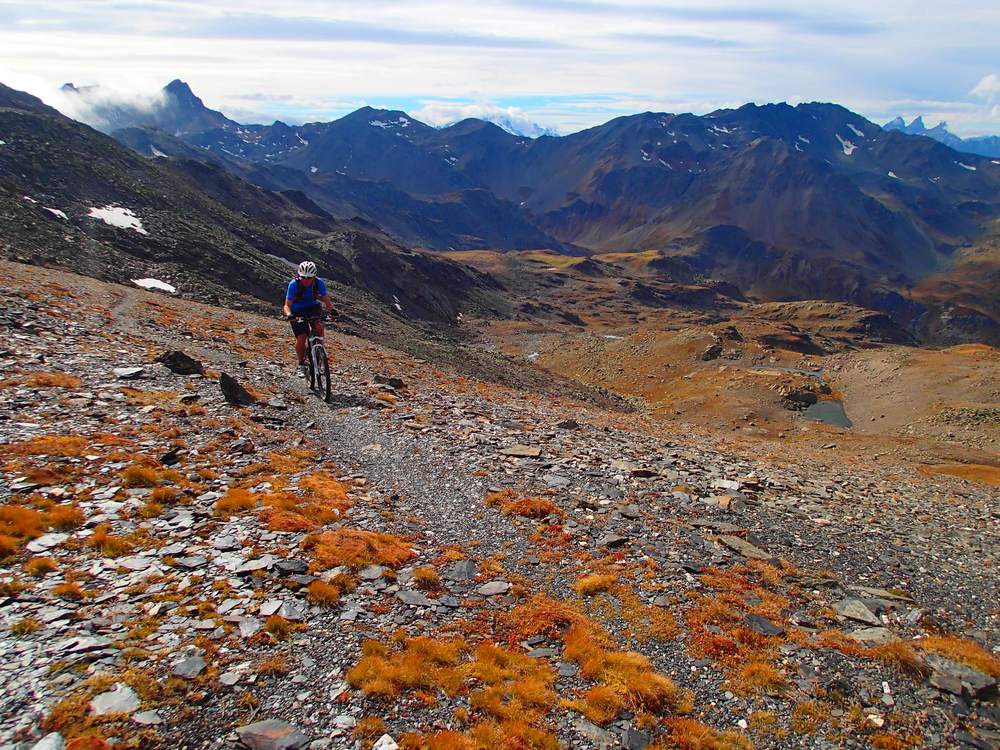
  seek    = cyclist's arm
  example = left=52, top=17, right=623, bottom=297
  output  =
left=282, top=299, right=293, bottom=317
left=318, top=293, right=334, bottom=312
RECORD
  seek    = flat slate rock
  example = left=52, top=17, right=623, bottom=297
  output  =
left=236, top=719, right=310, bottom=750
left=848, top=627, right=897, bottom=646
left=596, top=534, right=629, bottom=549
left=716, top=535, right=771, bottom=560
left=90, top=683, right=140, bottom=716
left=745, top=614, right=785, bottom=636
left=499, top=444, right=542, bottom=458
left=926, top=655, right=997, bottom=698
left=832, top=598, right=881, bottom=626
left=476, top=580, right=511, bottom=596
left=172, top=655, right=207, bottom=679
left=396, top=589, right=435, bottom=607
left=443, top=559, right=477, bottom=581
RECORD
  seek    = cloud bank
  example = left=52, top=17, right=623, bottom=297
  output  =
left=1, top=1, right=998, bottom=136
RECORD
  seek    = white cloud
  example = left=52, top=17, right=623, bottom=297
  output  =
left=971, top=73, right=1000, bottom=103
left=413, top=101, right=556, bottom=135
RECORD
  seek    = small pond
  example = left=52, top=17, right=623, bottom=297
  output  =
left=804, top=400, right=852, bottom=428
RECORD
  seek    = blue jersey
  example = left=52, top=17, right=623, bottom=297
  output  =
left=286, top=277, right=328, bottom=314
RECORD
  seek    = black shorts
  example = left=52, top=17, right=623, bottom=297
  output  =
left=290, top=305, right=323, bottom=336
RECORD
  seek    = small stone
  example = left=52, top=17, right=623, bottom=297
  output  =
left=926, top=655, right=997, bottom=698
left=26, top=532, right=69, bottom=553
left=374, top=375, right=405, bottom=389
left=236, top=719, right=310, bottom=750
left=372, top=736, right=398, bottom=750
left=90, top=683, right=140, bottom=716
left=117, top=556, right=153, bottom=571
left=358, top=564, right=385, bottom=581
left=623, top=727, right=653, bottom=750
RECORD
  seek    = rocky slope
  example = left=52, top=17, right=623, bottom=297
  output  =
left=1, top=261, right=997, bottom=750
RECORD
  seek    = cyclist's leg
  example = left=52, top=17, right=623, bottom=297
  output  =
left=289, top=315, right=309, bottom=364
left=312, top=304, right=326, bottom=336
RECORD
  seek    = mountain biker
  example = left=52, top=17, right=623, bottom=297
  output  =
left=283, top=261, right=334, bottom=373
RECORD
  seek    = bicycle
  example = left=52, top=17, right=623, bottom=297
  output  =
left=288, top=313, right=331, bottom=402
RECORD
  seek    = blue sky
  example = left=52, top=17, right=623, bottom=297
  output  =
left=1, top=0, right=999, bottom=136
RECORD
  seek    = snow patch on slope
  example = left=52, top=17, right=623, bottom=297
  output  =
left=88, top=205, right=148, bottom=234
left=131, top=278, right=175, bottom=293
left=44, top=207, right=68, bottom=219
left=957, top=162, right=977, bottom=171
left=847, top=124, right=865, bottom=139
left=836, top=134, right=857, bottom=156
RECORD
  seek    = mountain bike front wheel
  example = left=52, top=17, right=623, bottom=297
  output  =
left=313, top=344, right=331, bottom=402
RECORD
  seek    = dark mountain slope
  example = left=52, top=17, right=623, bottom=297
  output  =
left=0, top=82, right=506, bottom=326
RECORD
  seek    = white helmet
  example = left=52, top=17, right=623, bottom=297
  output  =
left=297, top=260, right=317, bottom=278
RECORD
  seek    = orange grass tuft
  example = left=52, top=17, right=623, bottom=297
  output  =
left=573, top=574, right=616, bottom=597
left=48, top=504, right=85, bottom=531
left=88, top=524, right=131, bottom=558
left=257, top=485, right=349, bottom=532
left=52, top=582, right=85, bottom=601
left=121, top=465, right=160, bottom=488
left=563, top=685, right=624, bottom=725
left=308, top=529, right=415, bottom=570
left=26, top=372, right=82, bottom=388
left=486, top=490, right=562, bottom=519
left=413, top=566, right=441, bottom=591
left=24, top=557, right=58, bottom=577
left=214, top=489, right=255, bottom=518
left=659, top=718, right=753, bottom=750
left=347, top=636, right=468, bottom=698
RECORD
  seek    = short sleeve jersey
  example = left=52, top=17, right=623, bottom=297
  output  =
left=285, top=278, right=328, bottom=314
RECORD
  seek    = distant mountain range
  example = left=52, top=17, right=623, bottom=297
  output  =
left=883, top=116, right=1000, bottom=158
left=11, top=79, right=1000, bottom=346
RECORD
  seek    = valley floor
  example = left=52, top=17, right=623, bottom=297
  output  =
left=1, top=261, right=998, bottom=750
